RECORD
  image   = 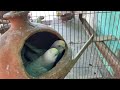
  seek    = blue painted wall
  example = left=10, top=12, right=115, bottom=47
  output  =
left=96, top=11, right=120, bottom=76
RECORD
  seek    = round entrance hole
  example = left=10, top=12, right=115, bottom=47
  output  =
left=21, top=31, right=66, bottom=77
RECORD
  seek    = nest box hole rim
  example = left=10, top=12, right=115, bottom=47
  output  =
left=20, top=30, right=67, bottom=78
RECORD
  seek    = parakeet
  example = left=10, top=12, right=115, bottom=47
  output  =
left=25, top=48, right=59, bottom=77
left=51, top=40, right=65, bottom=53
left=50, top=40, right=66, bottom=66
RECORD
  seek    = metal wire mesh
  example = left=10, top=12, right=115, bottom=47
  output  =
left=1, top=11, right=120, bottom=79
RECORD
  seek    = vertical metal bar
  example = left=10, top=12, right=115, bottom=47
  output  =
left=58, top=11, right=59, bottom=33
left=80, top=11, right=84, bottom=78
left=73, top=11, right=77, bottom=78
left=92, top=11, right=97, bottom=78
left=87, top=11, right=92, bottom=78
left=66, top=11, right=68, bottom=42
left=48, top=11, right=50, bottom=26
left=77, top=11, right=79, bottom=79
left=30, top=11, right=33, bottom=22
left=70, top=12, right=72, bottom=48
left=44, top=11, right=46, bottom=25
left=79, top=11, right=82, bottom=78
left=74, top=11, right=75, bottom=53
left=62, top=12, right=64, bottom=37
left=77, top=12, right=79, bottom=53
left=82, top=11, right=86, bottom=79
left=83, top=11, right=87, bottom=79
left=92, top=11, right=98, bottom=78
left=81, top=11, right=87, bottom=78
left=35, top=11, right=37, bottom=23
left=53, top=11, right=55, bottom=29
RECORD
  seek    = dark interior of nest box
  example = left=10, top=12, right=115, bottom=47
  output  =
left=25, top=32, right=62, bottom=49
left=21, top=31, right=65, bottom=68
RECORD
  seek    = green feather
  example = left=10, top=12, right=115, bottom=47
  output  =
left=26, top=61, right=48, bottom=77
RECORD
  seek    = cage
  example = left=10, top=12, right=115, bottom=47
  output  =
left=0, top=11, right=120, bottom=79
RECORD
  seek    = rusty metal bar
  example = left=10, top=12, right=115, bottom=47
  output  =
left=79, top=14, right=120, bottom=78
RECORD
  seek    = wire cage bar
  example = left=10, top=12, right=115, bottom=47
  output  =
left=0, top=11, right=120, bottom=79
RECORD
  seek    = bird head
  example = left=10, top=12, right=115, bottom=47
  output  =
left=51, top=40, right=66, bottom=53
left=43, top=48, right=59, bottom=63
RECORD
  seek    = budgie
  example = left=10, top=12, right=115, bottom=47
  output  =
left=22, top=40, right=65, bottom=67
left=25, top=48, right=59, bottom=77
left=50, top=40, right=66, bottom=66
